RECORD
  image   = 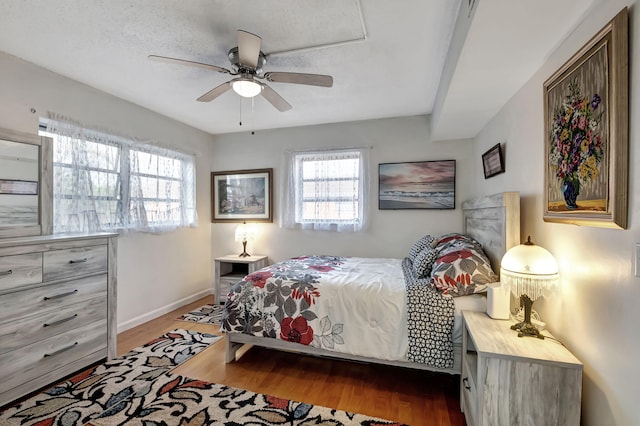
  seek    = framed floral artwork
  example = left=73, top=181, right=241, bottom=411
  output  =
left=211, top=168, right=273, bottom=223
left=543, top=8, right=628, bottom=229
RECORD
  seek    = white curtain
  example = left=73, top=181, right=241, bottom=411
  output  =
left=44, top=114, right=197, bottom=234
left=281, top=147, right=369, bottom=232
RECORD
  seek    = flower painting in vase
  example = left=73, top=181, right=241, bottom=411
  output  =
left=549, top=81, right=604, bottom=210
left=543, top=8, right=628, bottom=229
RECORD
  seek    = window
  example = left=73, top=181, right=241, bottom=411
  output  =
left=40, top=117, right=196, bottom=233
left=282, top=148, right=368, bottom=232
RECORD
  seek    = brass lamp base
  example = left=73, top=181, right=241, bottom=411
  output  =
left=238, top=240, right=250, bottom=258
left=511, top=321, right=544, bottom=339
left=511, top=294, right=545, bottom=339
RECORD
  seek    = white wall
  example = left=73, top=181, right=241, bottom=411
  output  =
left=473, top=1, right=639, bottom=425
left=211, top=116, right=474, bottom=263
left=0, top=52, right=216, bottom=331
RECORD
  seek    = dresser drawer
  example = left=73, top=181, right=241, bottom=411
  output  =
left=0, top=295, right=107, bottom=355
left=0, top=319, right=107, bottom=395
left=0, top=274, right=107, bottom=322
left=43, top=245, right=107, bottom=281
left=0, top=252, right=43, bottom=292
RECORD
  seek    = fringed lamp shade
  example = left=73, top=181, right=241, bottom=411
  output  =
left=500, top=236, right=559, bottom=338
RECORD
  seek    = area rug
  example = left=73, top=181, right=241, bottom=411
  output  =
left=0, top=329, right=405, bottom=426
left=0, top=329, right=222, bottom=426
left=175, top=303, right=223, bottom=325
left=89, top=373, right=406, bottom=425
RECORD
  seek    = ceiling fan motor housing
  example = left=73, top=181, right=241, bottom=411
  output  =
left=228, top=47, right=266, bottom=74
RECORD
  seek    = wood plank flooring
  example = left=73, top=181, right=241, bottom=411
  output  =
left=118, top=295, right=466, bottom=426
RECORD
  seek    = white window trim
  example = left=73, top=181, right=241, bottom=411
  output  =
left=41, top=116, right=197, bottom=234
left=281, top=147, right=369, bottom=232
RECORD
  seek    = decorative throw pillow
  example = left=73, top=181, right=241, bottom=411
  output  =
left=408, top=234, right=435, bottom=262
left=433, top=233, right=483, bottom=253
left=413, top=246, right=439, bottom=278
left=430, top=246, right=498, bottom=297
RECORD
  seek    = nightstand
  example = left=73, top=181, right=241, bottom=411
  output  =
left=461, top=310, right=582, bottom=426
left=214, top=255, right=268, bottom=304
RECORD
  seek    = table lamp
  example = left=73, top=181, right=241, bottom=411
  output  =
left=234, top=221, right=255, bottom=257
left=500, top=236, right=559, bottom=339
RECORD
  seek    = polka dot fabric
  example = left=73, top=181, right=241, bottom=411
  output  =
left=408, top=235, right=435, bottom=262
left=403, top=257, right=455, bottom=369
left=413, top=246, right=439, bottom=278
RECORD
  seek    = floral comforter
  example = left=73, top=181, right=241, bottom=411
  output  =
left=221, top=255, right=455, bottom=366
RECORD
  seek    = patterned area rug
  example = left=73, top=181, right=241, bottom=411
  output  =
left=175, top=303, right=223, bottom=325
left=0, top=329, right=221, bottom=426
left=0, top=329, right=405, bottom=426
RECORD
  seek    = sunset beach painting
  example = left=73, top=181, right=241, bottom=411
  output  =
left=379, top=160, right=455, bottom=209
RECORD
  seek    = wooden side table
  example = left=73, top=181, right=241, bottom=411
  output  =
left=214, top=255, right=268, bottom=304
left=461, top=310, right=583, bottom=426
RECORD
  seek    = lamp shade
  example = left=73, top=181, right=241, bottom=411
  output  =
left=231, top=78, right=263, bottom=98
left=500, top=236, right=559, bottom=300
left=235, top=221, right=256, bottom=243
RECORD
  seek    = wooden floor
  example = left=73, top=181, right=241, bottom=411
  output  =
left=118, top=295, right=467, bottom=426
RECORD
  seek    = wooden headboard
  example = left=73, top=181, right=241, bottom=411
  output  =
left=462, top=192, right=520, bottom=273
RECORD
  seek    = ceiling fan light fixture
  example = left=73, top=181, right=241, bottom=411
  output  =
left=231, top=78, right=263, bottom=98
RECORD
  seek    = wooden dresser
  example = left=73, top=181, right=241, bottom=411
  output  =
left=0, top=232, right=117, bottom=407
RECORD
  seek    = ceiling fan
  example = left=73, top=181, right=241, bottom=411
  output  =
left=149, top=29, right=333, bottom=112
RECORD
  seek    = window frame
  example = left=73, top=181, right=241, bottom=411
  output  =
left=284, top=147, right=368, bottom=232
left=40, top=122, right=196, bottom=233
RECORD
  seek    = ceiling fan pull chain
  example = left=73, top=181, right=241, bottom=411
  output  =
left=239, top=96, right=243, bottom=127
left=251, top=97, right=255, bottom=135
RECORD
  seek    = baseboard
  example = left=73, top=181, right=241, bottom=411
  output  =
left=117, top=288, right=213, bottom=333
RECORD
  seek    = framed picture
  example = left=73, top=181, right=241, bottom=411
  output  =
left=211, top=168, right=273, bottom=223
left=543, top=8, right=628, bottom=229
left=379, top=160, right=455, bottom=210
left=482, top=143, right=505, bottom=179
left=0, top=179, right=38, bottom=195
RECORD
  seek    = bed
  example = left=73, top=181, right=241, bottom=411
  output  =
left=221, top=192, right=520, bottom=375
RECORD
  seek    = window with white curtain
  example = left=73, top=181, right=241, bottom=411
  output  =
left=40, top=116, right=196, bottom=233
left=282, top=148, right=368, bottom=232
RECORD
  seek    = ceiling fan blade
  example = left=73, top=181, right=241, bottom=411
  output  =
left=237, top=30, right=262, bottom=69
left=260, top=84, right=292, bottom=112
left=149, top=55, right=231, bottom=74
left=197, top=82, right=232, bottom=102
left=264, top=72, right=333, bottom=87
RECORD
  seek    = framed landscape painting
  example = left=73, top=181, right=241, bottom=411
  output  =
left=211, top=168, right=273, bottom=222
left=543, top=8, right=628, bottom=229
left=379, top=160, right=455, bottom=210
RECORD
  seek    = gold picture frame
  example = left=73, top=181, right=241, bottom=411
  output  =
left=211, top=168, right=273, bottom=223
left=543, top=8, right=628, bottom=229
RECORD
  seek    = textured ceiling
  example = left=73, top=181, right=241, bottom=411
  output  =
left=0, top=0, right=597, bottom=137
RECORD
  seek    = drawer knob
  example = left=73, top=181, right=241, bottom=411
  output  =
left=44, top=342, right=78, bottom=357
left=43, top=313, right=78, bottom=327
left=43, top=289, right=78, bottom=300
left=0, top=269, right=12, bottom=276
left=69, top=258, right=88, bottom=264
left=463, top=377, right=471, bottom=390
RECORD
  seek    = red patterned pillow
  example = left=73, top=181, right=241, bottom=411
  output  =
left=430, top=246, right=498, bottom=296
